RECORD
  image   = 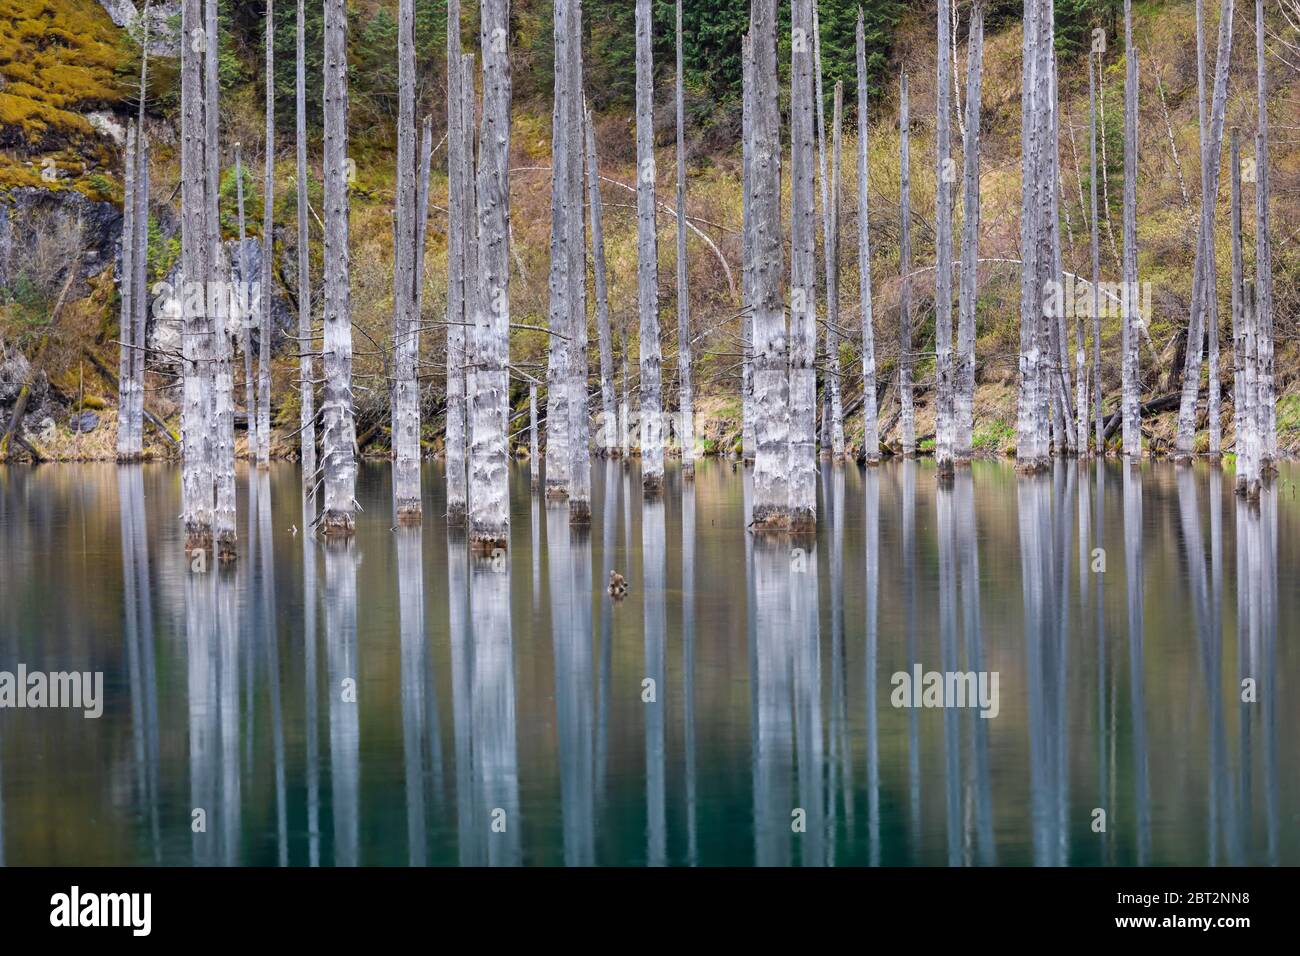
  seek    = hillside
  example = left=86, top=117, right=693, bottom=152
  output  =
left=1, top=0, right=1297, bottom=460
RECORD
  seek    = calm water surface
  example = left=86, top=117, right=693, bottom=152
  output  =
left=0, top=459, right=1294, bottom=866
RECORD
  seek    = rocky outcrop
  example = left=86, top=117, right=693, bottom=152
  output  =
left=0, top=187, right=122, bottom=296
left=95, top=0, right=180, bottom=57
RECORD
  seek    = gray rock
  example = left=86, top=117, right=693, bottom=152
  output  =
left=95, top=1, right=180, bottom=57
left=68, top=410, right=101, bottom=433
left=0, top=187, right=121, bottom=296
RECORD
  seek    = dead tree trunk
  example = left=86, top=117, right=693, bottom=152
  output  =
left=321, top=0, right=357, bottom=534
left=210, top=0, right=237, bottom=559
left=545, top=0, right=573, bottom=501
left=1254, top=0, right=1276, bottom=466
left=468, top=0, right=512, bottom=548
left=634, top=0, right=664, bottom=492
left=391, top=0, right=421, bottom=522
left=675, top=0, right=695, bottom=479
left=812, top=3, right=843, bottom=459
left=789, top=0, right=818, bottom=529
left=1089, top=50, right=1103, bottom=453
left=899, top=72, right=916, bottom=458
left=955, top=2, right=983, bottom=463
left=116, top=124, right=137, bottom=462
left=1174, top=0, right=1234, bottom=460
left=235, top=144, right=256, bottom=456
left=129, top=130, right=149, bottom=457
left=827, top=81, right=845, bottom=458
left=445, top=5, right=468, bottom=524
left=296, top=0, right=315, bottom=488
left=1016, top=0, right=1046, bottom=471
left=529, top=382, right=539, bottom=488
left=567, top=0, right=590, bottom=522
left=1121, top=0, right=1141, bottom=460
left=934, top=0, right=955, bottom=477
left=856, top=13, right=879, bottom=464
left=740, top=32, right=756, bottom=464
left=1230, top=127, right=1249, bottom=491
left=257, top=0, right=274, bottom=469
left=586, top=102, right=618, bottom=459
left=180, top=0, right=213, bottom=549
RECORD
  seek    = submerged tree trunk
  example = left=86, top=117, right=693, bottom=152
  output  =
left=545, top=0, right=573, bottom=501
left=827, top=82, right=845, bottom=459
left=1230, top=127, right=1249, bottom=492
left=934, top=0, right=955, bottom=477
left=235, top=145, right=256, bottom=462
left=955, top=3, right=984, bottom=463
left=296, top=0, right=315, bottom=489
left=740, top=32, right=756, bottom=464
left=856, top=14, right=878, bottom=464
left=586, top=103, right=617, bottom=458
left=1015, top=0, right=1046, bottom=470
left=321, top=0, right=357, bottom=534
left=180, top=0, right=213, bottom=550
left=391, top=0, right=421, bottom=522
left=750, top=4, right=789, bottom=528
left=129, top=129, right=149, bottom=457
left=898, top=72, right=915, bottom=459
left=567, top=0, right=590, bottom=523
left=1121, top=0, right=1141, bottom=460
left=529, top=382, right=539, bottom=489
left=257, top=0, right=273, bottom=469
left=210, top=0, right=237, bottom=560
left=789, top=0, right=817, bottom=529
left=1254, top=0, right=1276, bottom=467
left=1174, top=0, right=1234, bottom=460
left=445, top=9, right=468, bottom=524
left=634, top=0, right=664, bottom=492
left=1089, top=51, right=1103, bottom=453
left=117, top=124, right=137, bottom=462
left=675, top=0, right=694, bottom=479
left=469, top=0, right=512, bottom=548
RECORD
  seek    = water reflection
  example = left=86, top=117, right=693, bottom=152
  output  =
left=0, top=460, right=1295, bottom=866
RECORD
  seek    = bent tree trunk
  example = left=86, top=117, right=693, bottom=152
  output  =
left=789, top=0, right=817, bottom=530
left=856, top=13, right=879, bottom=463
left=634, top=0, right=664, bottom=492
left=321, top=0, right=357, bottom=534
left=955, top=2, right=984, bottom=462
left=469, top=0, right=512, bottom=549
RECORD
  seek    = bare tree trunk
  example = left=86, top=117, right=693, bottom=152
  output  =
left=934, top=0, right=954, bottom=477
left=529, top=382, right=539, bottom=489
left=741, top=32, right=756, bottom=464
left=1175, top=0, right=1234, bottom=460
left=955, top=2, right=983, bottom=463
left=789, top=0, right=818, bottom=529
left=827, top=82, right=845, bottom=458
left=180, top=0, right=213, bottom=550
left=321, top=0, right=357, bottom=535
left=469, top=0, right=512, bottom=548
left=898, top=72, right=916, bottom=459
left=1241, top=279, right=1260, bottom=496
left=130, top=129, right=149, bottom=456
left=812, top=4, right=842, bottom=459
left=585, top=102, right=617, bottom=458
left=235, top=145, right=256, bottom=460
left=634, top=0, right=664, bottom=492
left=1121, top=0, right=1141, bottom=460
left=1089, top=51, right=1103, bottom=453
left=855, top=15, right=878, bottom=464
left=1254, top=0, right=1276, bottom=468
left=545, top=0, right=573, bottom=501
left=750, top=0, right=789, bottom=529
left=296, top=0, right=315, bottom=489
left=391, top=0, right=421, bottom=522
left=1230, top=127, right=1249, bottom=491
left=445, top=8, right=468, bottom=524
left=675, top=0, right=695, bottom=479
left=257, top=0, right=274, bottom=469
left=567, top=0, right=590, bottom=523
left=1048, top=47, right=1073, bottom=456
left=461, top=50, right=479, bottom=517
left=117, top=123, right=137, bottom=461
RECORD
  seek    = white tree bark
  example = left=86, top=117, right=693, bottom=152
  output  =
left=235, top=145, right=256, bottom=461
left=1175, top=0, right=1234, bottom=460
left=634, top=0, right=664, bottom=492
left=545, top=0, right=573, bottom=500
left=788, top=0, right=817, bottom=530
left=898, top=71, right=916, bottom=459
left=469, top=0, right=512, bottom=548
left=321, top=0, right=357, bottom=534
left=180, top=0, right=213, bottom=549
left=955, top=3, right=983, bottom=463
left=1230, top=127, right=1251, bottom=493
left=586, top=103, right=618, bottom=458
left=391, top=0, right=421, bottom=522
left=461, top=50, right=479, bottom=514
left=210, top=0, right=236, bottom=559
left=257, top=0, right=273, bottom=468
left=1121, top=0, right=1141, bottom=460
left=129, top=129, right=149, bottom=457
left=445, top=12, right=468, bottom=525
left=1254, top=0, right=1276, bottom=467
left=296, top=0, right=315, bottom=488
left=740, top=32, right=756, bottom=464
left=827, top=82, right=845, bottom=459
left=567, top=0, right=590, bottom=522
left=529, top=381, right=539, bottom=489
left=117, top=123, right=137, bottom=461
left=1015, top=0, right=1046, bottom=470
left=934, top=0, right=955, bottom=477
left=1089, top=51, right=1103, bottom=453
left=1241, top=279, right=1261, bottom=496
left=856, top=14, right=878, bottom=464
left=675, top=0, right=695, bottom=479
left=751, top=0, right=789, bottom=529
left=1048, top=48, right=1073, bottom=456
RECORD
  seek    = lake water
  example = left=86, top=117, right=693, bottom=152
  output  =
left=0, top=458, right=1293, bottom=866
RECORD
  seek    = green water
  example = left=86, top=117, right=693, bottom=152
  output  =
left=0, top=458, right=1293, bottom=865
